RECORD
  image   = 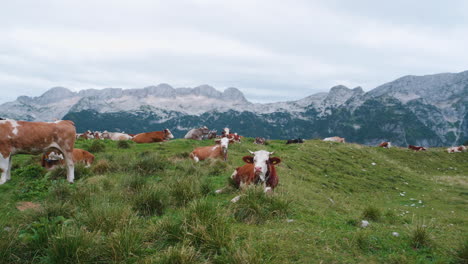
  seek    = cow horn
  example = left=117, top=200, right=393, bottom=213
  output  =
left=269, top=151, right=275, bottom=155
left=248, top=150, right=254, bottom=154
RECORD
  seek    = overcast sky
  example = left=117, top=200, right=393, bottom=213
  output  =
left=1, top=0, right=467, bottom=104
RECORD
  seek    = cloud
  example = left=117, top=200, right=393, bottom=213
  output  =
left=0, top=0, right=467, bottom=104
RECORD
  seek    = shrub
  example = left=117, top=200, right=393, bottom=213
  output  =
left=131, top=152, right=167, bottom=175
left=155, top=245, right=200, bottom=264
left=362, top=206, right=381, bottom=221
left=410, top=224, right=432, bottom=249
left=117, top=140, right=132, bottom=149
left=45, top=225, right=97, bottom=264
left=88, top=140, right=106, bottom=153
left=133, top=186, right=169, bottom=216
left=230, top=187, right=291, bottom=224
left=91, top=159, right=111, bottom=174
left=14, top=164, right=47, bottom=179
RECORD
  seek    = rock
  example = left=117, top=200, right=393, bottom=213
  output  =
left=392, top=232, right=399, bottom=237
left=361, top=220, right=370, bottom=228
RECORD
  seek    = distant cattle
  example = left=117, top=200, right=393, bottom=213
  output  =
left=184, top=126, right=210, bottom=140
left=254, top=137, right=266, bottom=145
left=447, top=145, right=467, bottom=153
left=286, top=138, right=304, bottom=144
left=217, top=150, right=281, bottom=203
left=323, top=136, right=345, bottom=143
left=42, top=148, right=95, bottom=169
left=132, top=129, right=174, bottom=143
left=0, top=119, right=76, bottom=184
left=190, top=137, right=233, bottom=162
left=379, top=142, right=392, bottom=148
left=222, top=128, right=230, bottom=137
left=227, top=133, right=242, bottom=143
left=207, top=130, right=217, bottom=139
left=408, top=145, right=427, bottom=151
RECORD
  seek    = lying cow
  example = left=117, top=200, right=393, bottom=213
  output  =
left=447, top=145, right=467, bottom=153
left=408, top=145, right=427, bottom=151
left=254, top=137, right=266, bottom=145
left=323, top=136, right=345, bottom=143
left=379, top=142, right=392, bottom=148
left=132, top=129, right=174, bottom=143
left=189, top=137, right=233, bottom=162
left=184, top=126, right=210, bottom=140
left=226, top=133, right=242, bottom=143
left=286, top=138, right=304, bottom=144
left=216, top=150, right=281, bottom=203
left=42, top=148, right=95, bottom=169
left=0, top=119, right=76, bottom=184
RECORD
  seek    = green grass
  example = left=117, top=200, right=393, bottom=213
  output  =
left=0, top=138, right=467, bottom=263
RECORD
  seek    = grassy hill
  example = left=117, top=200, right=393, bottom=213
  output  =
left=0, top=138, right=467, bottom=263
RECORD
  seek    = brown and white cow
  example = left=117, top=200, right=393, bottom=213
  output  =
left=132, top=129, right=174, bottom=143
left=379, top=142, right=392, bottom=148
left=254, top=137, right=266, bottom=145
left=217, top=150, right=281, bottom=202
left=42, top=148, right=95, bottom=169
left=190, top=137, right=233, bottom=162
left=447, top=145, right=467, bottom=153
left=323, top=136, right=345, bottom=143
left=0, top=119, right=76, bottom=184
left=408, top=145, right=427, bottom=151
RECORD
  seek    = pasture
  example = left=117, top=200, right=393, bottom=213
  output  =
left=0, top=138, right=467, bottom=263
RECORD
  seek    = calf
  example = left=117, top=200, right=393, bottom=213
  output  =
left=217, top=150, right=281, bottom=202
left=132, top=129, right=174, bottom=143
left=254, top=137, right=266, bottom=145
left=379, top=142, right=392, bottom=148
left=408, top=145, right=427, bottom=151
left=42, top=148, right=95, bottom=169
left=286, top=138, right=304, bottom=144
left=447, top=146, right=467, bottom=153
left=323, top=136, right=345, bottom=143
left=190, top=137, right=232, bottom=162
left=0, top=119, right=76, bottom=184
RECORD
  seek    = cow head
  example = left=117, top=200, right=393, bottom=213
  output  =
left=242, top=150, right=281, bottom=182
left=164, top=129, right=174, bottom=139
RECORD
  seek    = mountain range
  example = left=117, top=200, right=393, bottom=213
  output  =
left=1, top=71, right=467, bottom=146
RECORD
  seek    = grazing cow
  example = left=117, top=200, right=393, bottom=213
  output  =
left=184, top=126, right=210, bottom=140
left=379, top=142, right=392, bottom=148
left=408, top=145, right=427, bottom=151
left=447, top=145, right=467, bottom=153
left=216, top=150, right=281, bottom=202
left=254, top=137, right=266, bottom=145
left=133, top=129, right=174, bottom=143
left=0, top=119, right=76, bottom=184
left=42, top=148, right=95, bottom=169
left=323, top=136, right=345, bottom=143
left=190, top=137, right=233, bottom=162
left=286, top=138, right=304, bottom=144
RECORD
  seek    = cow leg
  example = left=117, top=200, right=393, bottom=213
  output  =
left=0, top=155, right=10, bottom=184
left=6, top=156, right=12, bottom=180
left=62, top=151, right=75, bottom=183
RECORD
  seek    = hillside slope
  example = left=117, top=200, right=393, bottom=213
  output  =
left=0, top=139, right=466, bottom=263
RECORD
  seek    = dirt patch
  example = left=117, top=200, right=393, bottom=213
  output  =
left=16, top=201, right=42, bottom=212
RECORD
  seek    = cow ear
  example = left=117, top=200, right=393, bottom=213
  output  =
left=242, top=156, right=254, bottom=164
left=269, top=157, right=281, bottom=165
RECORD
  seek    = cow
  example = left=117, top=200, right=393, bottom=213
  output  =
left=286, top=138, right=304, bottom=144
left=216, top=150, right=281, bottom=203
left=226, top=133, right=242, bottom=143
left=447, top=145, right=467, bottom=153
left=379, top=142, right=392, bottom=148
left=323, top=136, right=345, bottom=143
left=254, top=137, right=266, bottom=145
left=132, top=129, right=174, bottom=143
left=206, top=130, right=217, bottom=139
left=0, top=119, right=76, bottom=184
left=109, top=132, right=133, bottom=141
left=42, top=148, right=95, bottom=169
left=184, top=126, right=210, bottom=140
left=189, top=137, right=233, bottom=162
left=78, top=130, right=94, bottom=140
left=222, top=127, right=230, bottom=137
left=408, top=145, right=427, bottom=151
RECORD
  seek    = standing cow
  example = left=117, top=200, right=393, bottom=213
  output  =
left=0, top=119, right=76, bottom=184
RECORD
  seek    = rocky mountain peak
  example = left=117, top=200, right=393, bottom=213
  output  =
left=222, top=87, right=248, bottom=102
left=35, top=87, right=76, bottom=105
